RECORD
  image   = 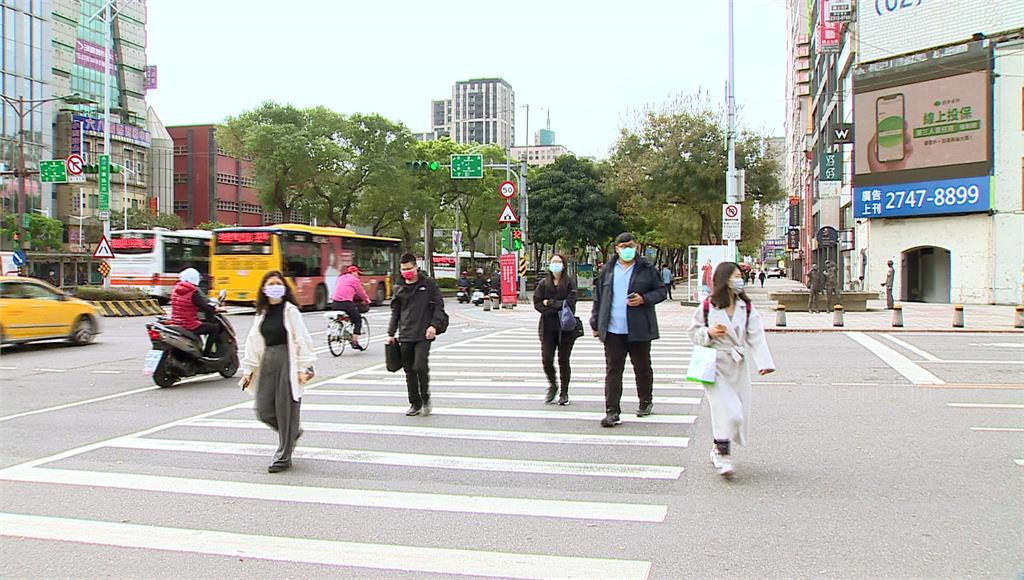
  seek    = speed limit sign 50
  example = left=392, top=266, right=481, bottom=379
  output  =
left=499, top=180, right=517, bottom=199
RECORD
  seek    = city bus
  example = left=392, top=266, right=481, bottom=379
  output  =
left=109, top=229, right=212, bottom=301
left=211, top=224, right=401, bottom=309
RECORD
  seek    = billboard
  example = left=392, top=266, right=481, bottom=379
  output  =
left=853, top=40, right=992, bottom=219
left=858, top=0, right=1024, bottom=64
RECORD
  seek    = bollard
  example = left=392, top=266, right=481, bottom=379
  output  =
left=483, top=297, right=491, bottom=312
left=1014, top=306, right=1024, bottom=329
left=953, top=304, right=964, bottom=328
left=892, top=304, right=904, bottom=328
left=833, top=304, right=845, bottom=327
left=775, top=305, right=787, bottom=327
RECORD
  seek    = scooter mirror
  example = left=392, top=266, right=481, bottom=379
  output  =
left=218, top=289, right=227, bottom=303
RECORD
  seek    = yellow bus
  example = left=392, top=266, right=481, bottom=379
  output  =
left=211, top=224, right=401, bottom=309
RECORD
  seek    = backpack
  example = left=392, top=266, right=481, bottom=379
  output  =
left=703, top=296, right=753, bottom=331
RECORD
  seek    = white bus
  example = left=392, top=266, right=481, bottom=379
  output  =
left=109, top=229, right=212, bottom=301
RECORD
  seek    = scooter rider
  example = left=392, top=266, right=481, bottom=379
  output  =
left=473, top=268, right=488, bottom=293
left=458, top=271, right=470, bottom=290
left=170, top=268, right=220, bottom=353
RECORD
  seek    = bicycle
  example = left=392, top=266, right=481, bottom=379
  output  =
left=324, top=311, right=370, bottom=357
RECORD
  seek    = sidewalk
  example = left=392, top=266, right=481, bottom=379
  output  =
left=680, top=278, right=1023, bottom=333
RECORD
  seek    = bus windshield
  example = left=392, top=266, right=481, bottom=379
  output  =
left=111, top=232, right=156, bottom=255
left=215, top=231, right=273, bottom=255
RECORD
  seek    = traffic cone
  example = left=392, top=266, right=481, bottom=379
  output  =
left=775, top=305, right=787, bottom=327
left=892, top=304, right=904, bottom=328
left=953, top=304, right=964, bottom=328
left=832, top=304, right=844, bottom=327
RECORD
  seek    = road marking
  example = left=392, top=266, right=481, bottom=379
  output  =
left=89, top=370, right=122, bottom=375
left=190, top=418, right=691, bottom=448
left=305, top=390, right=701, bottom=406
left=946, top=403, right=1024, bottom=410
left=428, top=361, right=688, bottom=370
left=0, top=513, right=652, bottom=579
left=109, top=438, right=685, bottom=479
left=832, top=382, right=881, bottom=386
left=329, top=379, right=704, bottom=392
left=358, top=369, right=690, bottom=380
left=924, top=360, right=1024, bottom=365
left=32, top=368, right=66, bottom=373
left=1015, top=459, right=1024, bottom=467
left=0, top=366, right=16, bottom=370
left=752, top=381, right=798, bottom=386
left=915, top=383, right=1024, bottom=390
left=968, top=343, right=1024, bottom=348
left=969, top=427, right=1024, bottom=433
left=845, top=332, right=945, bottom=385
left=431, top=355, right=687, bottom=362
left=292, top=403, right=697, bottom=424
left=879, top=334, right=941, bottom=361
left=0, top=467, right=667, bottom=522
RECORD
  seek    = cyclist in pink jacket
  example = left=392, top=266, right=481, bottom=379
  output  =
left=331, top=265, right=371, bottom=350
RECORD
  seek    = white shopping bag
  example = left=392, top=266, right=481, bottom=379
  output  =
left=686, top=345, right=717, bottom=385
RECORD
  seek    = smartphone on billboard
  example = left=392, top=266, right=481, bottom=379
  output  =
left=875, top=94, right=905, bottom=163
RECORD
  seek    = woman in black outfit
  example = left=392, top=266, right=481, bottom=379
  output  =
left=533, top=253, right=578, bottom=405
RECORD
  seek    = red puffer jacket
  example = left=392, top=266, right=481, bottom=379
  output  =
left=170, top=281, right=201, bottom=331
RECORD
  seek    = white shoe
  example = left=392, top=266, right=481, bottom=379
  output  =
left=710, top=448, right=734, bottom=477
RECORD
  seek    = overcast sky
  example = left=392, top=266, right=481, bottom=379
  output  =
left=146, top=0, right=787, bottom=159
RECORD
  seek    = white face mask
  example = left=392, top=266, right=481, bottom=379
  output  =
left=549, top=262, right=564, bottom=274
left=730, top=278, right=745, bottom=293
left=263, top=285, right=286, bottom=299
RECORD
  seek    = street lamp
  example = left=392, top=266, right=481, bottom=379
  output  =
left=0, top=92, right=90, bottom=251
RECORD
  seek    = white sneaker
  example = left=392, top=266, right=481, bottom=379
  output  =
left=710, top=448, right=734, bottom=477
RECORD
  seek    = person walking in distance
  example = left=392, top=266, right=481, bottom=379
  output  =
left=590, top=232, right=667, bottom=427
left=701, top=259, right=714, bottom=296
left=689, top=262, right=775, bottom=477
left=331, top=265, right=371, bottom=350
left=661, top=264, right=674, bottom=300
left=534, top=254, right=578, bottom=405
left=882, top=260, right=896, bottom=309
left=806, top=263, right=824, bottom=313
left=758, top=269, right=767, bottom=288
left=239, top=271, right=317, bottom=473
left=387, top=253, right=448, bottom=417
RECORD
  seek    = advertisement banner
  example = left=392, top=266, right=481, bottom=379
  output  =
left=144, top=65, right=158, bottom=90
left=75, top=39, right=116, bottom=75
left=820, top=150, right=842, bottom=182
left=74, top=115, right=151, bottom=147
left=817, top=0, right=842, bottom=52
left=853, top=175, right=990, bottom=219
left=499, top=254, right=517, bottom=304
left=576, top=263, right=594, bottom=299
left=858, top=0, right=1024, bottom=64
left=826, top=0, right=852, bottom=22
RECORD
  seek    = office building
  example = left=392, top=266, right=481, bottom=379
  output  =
left=429, top=78, right=514, bottom=149
left=509, top=144, right=570, bottom=167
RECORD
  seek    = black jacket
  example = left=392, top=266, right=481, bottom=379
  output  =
left=589, top=257, right=666, bottom=342
left=533, top=274, right=578, bottom=338
left=389, top=272, right=446, bottom=343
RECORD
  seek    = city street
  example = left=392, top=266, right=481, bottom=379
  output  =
left=1, top=302, right=1021, bottom=578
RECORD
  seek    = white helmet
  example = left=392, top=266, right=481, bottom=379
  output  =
left=179, top=268, right=200, bottom=286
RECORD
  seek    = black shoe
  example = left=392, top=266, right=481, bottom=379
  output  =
left=544, top=385, right=557, bottom=404
left=421, top=401, right=432, bottom=417
left=600, top=412, right=621, bottom=428
left=636, top=402, right=653, bottom=417
left=350, top=342, right=365, bottom=351
left=558, top=392, right=570, bottom=406
left=267, top=461, right=291, bottom=473
left=406, top=405, right=421, bottom=416
left=294, top=428, right=304, bottom=442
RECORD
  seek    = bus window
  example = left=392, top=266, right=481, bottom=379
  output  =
left=345, top=239, right=393, bottom=276
left=215, top=231, right=273, bottom=255
left=164, top=236, right=210, bottom=275
left=281, top=233, right=322, bottom=278
left=111, top=233, right=156, bottom=255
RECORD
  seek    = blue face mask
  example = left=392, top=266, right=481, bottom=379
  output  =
left=618, top=246, right=637, bottom=262
left=549, top=262, right=564, bottom=274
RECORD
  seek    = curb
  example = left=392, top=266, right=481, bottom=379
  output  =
left=765, top=327, right=1024, bottom=334
left=90, top=299, right=164, bottom=317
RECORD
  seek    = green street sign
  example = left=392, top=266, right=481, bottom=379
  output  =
left=22, top=212, right=31, bottom=228
left=450, top=154, right=483, bottom=179
left=39, top=159, right=67, bottom=183
left=501, top=225, right=512, bottom=251
left=98, top=154, right=110, bottom=210
left=820, top=150, right=842, bottom=182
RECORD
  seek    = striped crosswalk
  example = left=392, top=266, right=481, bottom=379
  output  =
left=0, top=326, right=699, bottom=577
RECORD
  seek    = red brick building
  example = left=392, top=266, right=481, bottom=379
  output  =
left=168, top=124, right=267, bottom=228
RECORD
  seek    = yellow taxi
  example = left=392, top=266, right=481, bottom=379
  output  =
left=0, top=276, right=101, bottom=346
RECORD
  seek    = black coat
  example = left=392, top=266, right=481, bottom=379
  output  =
left=388, top=272, right=446, bottom=343
left=589, top=257, right=667, bottom=342
left=533, top=274, right=578, bottom=338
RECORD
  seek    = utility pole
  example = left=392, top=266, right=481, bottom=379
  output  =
left=725, top=0, right=738, bottom=258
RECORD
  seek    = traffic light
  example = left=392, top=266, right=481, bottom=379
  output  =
left=511, top=228, right=523, bottom=251
left=405, top=160, right=440, bottom=172
left=82, top=163, right=122, bottom=173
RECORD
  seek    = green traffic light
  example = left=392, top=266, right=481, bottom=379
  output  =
left=429, top=161, right=439, bottom=171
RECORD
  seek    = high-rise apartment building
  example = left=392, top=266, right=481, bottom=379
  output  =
left=429, top=78, right=514, bottom=149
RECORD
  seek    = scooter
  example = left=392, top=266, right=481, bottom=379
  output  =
left=143, top=290, right=239, bottom=388
left=471, top=289, right=485, bottom=306
left=456, top=285, right=470, bottom=304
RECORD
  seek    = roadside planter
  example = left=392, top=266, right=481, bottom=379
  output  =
left=73, top=287, right=165, bottom=317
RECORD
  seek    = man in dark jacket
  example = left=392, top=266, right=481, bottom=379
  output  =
left=387, top=253, right=447, bottom=417
left=590, top=232, right=667, bottom=427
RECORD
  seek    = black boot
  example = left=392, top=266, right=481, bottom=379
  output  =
left=558, top=384, right=569, bottom=406
left=544, top=383, right=557, bottom=405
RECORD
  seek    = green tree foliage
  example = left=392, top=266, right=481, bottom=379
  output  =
left=1, top=213, right=64, bottom=250
left=528, top=155, right=623, bottom=259
left=607, top=95, right=783, bottom=255
left=195, top=220, right=232, bottom=231
left=110, top=208, right=184, bottom=230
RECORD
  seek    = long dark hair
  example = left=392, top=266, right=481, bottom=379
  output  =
left=710, top=262, right=750, bottom=309
left=546, top=253, right=569, bottom=290
left=254, top=270, right=299, bottom=314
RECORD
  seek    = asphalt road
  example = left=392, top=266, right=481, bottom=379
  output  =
left=1, top=302, right=1021, bottom=578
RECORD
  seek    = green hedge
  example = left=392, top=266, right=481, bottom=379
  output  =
left=436, top=277, right=459, bottom=289
left=72, top=286, right=150, bottom=301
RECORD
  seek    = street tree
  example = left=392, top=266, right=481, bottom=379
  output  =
left=0, top=214, right=63, bottom=251
left=110, top=209, right=184, bottom=230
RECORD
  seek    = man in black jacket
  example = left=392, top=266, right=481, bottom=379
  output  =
left=590, top=232, right=667, bottom=427
left=387, top=253, right=447, bottom=417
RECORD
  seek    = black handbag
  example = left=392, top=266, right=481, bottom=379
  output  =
left=385, top=341, right=402, bottom=372
left=571, top=317, right=585, bottom=340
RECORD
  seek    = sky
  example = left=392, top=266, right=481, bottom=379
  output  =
left=146, top=0, right=787, bottom=159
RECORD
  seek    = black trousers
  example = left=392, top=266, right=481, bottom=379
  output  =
left=331, top=301, right=362, bottom=334
left=194, top=322, right=219, bottom=355
left=603, top=333, right=653, bottom=415
left=541, top=328, right=575, bottom=393
left=400, top=340, right=432, bottom=408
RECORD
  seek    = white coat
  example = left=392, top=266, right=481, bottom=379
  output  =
left=240, top=302, right=317, bottom=402
left=688, top=298, right=775, bottom=446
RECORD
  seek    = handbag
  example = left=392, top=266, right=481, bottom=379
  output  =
left=559, top=301, right=576, bottom=332
left=385, top=341, right=403, bottom=372
left=686, top=345, right=718, bottom=385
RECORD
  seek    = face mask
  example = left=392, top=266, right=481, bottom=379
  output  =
left=263, top=285, right=286, bottom=299
left=730, top=278, right=745, bottom=292
left=618, top=247, right=637, bottom=262
left=401, top=269, right=418, bottom=282
left=549, top=262, right=564, bottom=274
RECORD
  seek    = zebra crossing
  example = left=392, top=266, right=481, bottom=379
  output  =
left=0, top=326, right=700, bottom=578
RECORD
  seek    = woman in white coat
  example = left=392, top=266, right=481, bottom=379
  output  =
left=239, top=271, right=317, bottom=473
left=688, top=261, right=775, bottom=477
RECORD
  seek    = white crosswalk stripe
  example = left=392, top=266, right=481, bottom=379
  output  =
left=0, top=326, right=700, bottom=575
